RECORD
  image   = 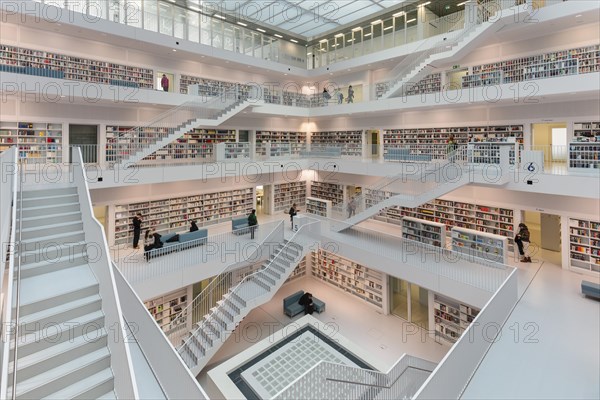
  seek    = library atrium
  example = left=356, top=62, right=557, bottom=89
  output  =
left=0, top=0, right=599, bottom=399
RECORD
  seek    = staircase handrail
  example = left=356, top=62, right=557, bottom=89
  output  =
left=72, top=148, right=139, bottom=398
left=332, top=145, right=469, bottom=220
left=176, top=218, right=320, bottom=358
left=164, top=220, right=286, bottom=345
left=0, top=147, right=18, bottom=399
left=273, top=353, right=437, bottom=400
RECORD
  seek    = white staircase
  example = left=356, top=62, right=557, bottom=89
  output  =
left=7, top=187, right=117, bottom=399
left=119, top=97, right=254, bottom=166
left=177, top=240, right=306, bottom=376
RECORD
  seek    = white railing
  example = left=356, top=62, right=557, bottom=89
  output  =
left=115, top=220, right=284, bottom=285
left=72, top=148, right=138, bottom=398
left=164, top=221, right=285, bottom=346
left=0, top=147, right=18, bottom=399
left=112, top=264, right=209, bottom=400
left=273, top=353, right=436, bottom=400
left=414, top=268, right=518, bottom=399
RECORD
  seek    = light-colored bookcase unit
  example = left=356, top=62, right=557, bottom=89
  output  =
left=285, top=255, right=308, bottom=284
left=310, top=130, right=363, bottom=157
left=433, top=294, right=480, bottom=344
left=255, top=131, right=307, bottom=156
left=305, top=197, right=332, bottom=218
left=273, top=181, right=307, bottom=213
left=106, top=125, right=174, bottom=162
left=568, top=142, right=600, bottom=171
left=112, top=188, right=254, bottom=245
left=311, top=249, right=385, bottom=310
left=144, top=287, right=189, bottom=332
left=402, top=217, right=446, bottom=248
left=467, top=142, right=518, bottom=165
left=375, top=73, right=442, bottom=98
left=451, top=226, right=508, bottom=264
left=573, top=121, right=600, bottom=142
left=0, top=121, right=63, bottom=163
left=179, top=74, right=253, bottom=97
left=569, top=218, right=600, bottom=273
left=462, top=70, right=503, bottom=88
left=310, top=181, right=344, bottom=205
left=282, top=91, right=311, bottom=107
left=0, top=44, right=154, bottom=88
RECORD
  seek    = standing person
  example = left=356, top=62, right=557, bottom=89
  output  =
left=161, top=74, right=169, bottom=92
left=447, top=134, right=458, bottom=162
left=347, top=85, right=354, bottom=103
left=289, top=203, right=298, bottom=229
left=298, top=292, right=314, bottom=315
left=347, top=197, right=356, bottom=218
left=248, top=209, right=258, bottom=239
left=189, top=220, right=199, bottom=232
left=336, top=89, right=343, bottom=104
left=132, top=213, right=142, bottom=249
left=322, top=88, right=331, bottom=105
left=515, top=223, right=531, bottom=262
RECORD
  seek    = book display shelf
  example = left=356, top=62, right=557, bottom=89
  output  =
left=310, top=131, right=363, bottom=157
left=467, top=142, right=518, bottom=165
left=0, top=121, right=63, bottom=163
left=434, top=294, right=480, bottom=344
left=106, top=125, right=175, bottom=162
left=375, top=73, right=442, bottom=98
left=145, top=288, right=189, bottom=332
left=366, top=191, right=516, bottom=251
left=383, top=125, right=523, bottom=159
left=573, top=122, right=600, bottom=142
left=451, top=226, right=508, bottom=264
left=0, top=44, right=153, bottom=88
left=402, top=217, right=446, bottom=247
left=285, top=255, right=308, bottom=284
left=305, top=197, right=332, bottom=218
left=282, top=91, right=311, bottom=107
left=310, top=181, right=344, bottom=205
left=112, top=188, right=254, bottom=245
left=179, top=74, right=253, bottom=96
left=255, top=131, right=307, bottom=156
left=569, top=218, right=600, bottom=273
left=273, top=181, right=307, bottom=213
left=140, top=128, right=237, bottom=162
left=465, top=45, right=600, bottom=86
left=568, top=142, right=600, bottom=171
left=311, top=248, right=384, bottom=310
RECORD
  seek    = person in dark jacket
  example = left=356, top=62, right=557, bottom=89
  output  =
left=515, top=223, right=531, bottom=262
left=289, top=203, right=298, bottom=229
left=132, top=213, right=142, bottom=249
left=298, top=292, right=314, bottom=315
left=248, top=209, right=258, bottom=239
left=190, top=220, right=199, bottom=232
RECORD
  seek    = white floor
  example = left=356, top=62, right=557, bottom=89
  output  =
left=188, top=213, right=599, bottom=400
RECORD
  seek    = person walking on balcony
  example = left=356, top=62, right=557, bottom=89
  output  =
left=347, top=197, right=357, bottom=218
left=347, top=85, right=354, bottom=103
left=289, top=203, right=298, bottom=229
left=248, top=209, right=258, bottom=239
left=161, top=74, right=169, bottom=92
left=132, top=213, right=142, bottom=249
left=447, top=135, right=458, bottom=163
left=322, top=88, right=331, bottom=105
left=515, top=223, right=531, bottom=262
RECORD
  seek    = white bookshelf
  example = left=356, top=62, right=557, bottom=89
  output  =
left=310, top=181, right=344, bottom=205
left=467, top=142, right=518, bottom=165
left=402, top=217, right=446, bottom=248
left=305, top=197, right=332, bottom=218
left=573, top=121, right=600, bottom=142
left=140, top=128, right=237, bottom=162
left=310, top=131, right=362, bottom=157
left=144, top=287, right=190, bottom=332
left=433, top=293, right=480, bottom=344
left=273, top=181, right=307, bottom=213
left=568, top=142, right=600, bottom=171
left=451, top=227, right=508, bottom=264
left=569, top=218, right=600, bottom=273
left=0, top=121, right=63, bottom=163
left=311, top=249, right=385, bottom=310
left=113, top=188, right=254, bottom=245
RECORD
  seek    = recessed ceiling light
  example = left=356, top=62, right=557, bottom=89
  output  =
left=290, top=39, right=298, bottom=43
left=172, top=49, right=177, bottom=51
left=237, top=22, right=247, bottom=27
left=214, top=14, right=226, bottom=20
left=274, top=34, right=283, bottom=38
left=257, top=28, right=266, bottom=33
left=576, top=14, right=582, bottom=17
left=284, top=73, right=288, bottom=76
left=307, top=52, right=312, bottom=55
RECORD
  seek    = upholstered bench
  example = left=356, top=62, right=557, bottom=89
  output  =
left=232, top=217, right=250, bottom=235
left=283, top=290, right=325, bottom=317
left=581, top=280, right=600, bottom=300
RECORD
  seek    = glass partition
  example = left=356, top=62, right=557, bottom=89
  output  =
left=187, top=10, right=199, bottom=43
left=173, top=7, right=186, bottom=39
left=126, top=0, right=143, bottom=29
left=158, top=2, right=173, bottom=36
left=211, top=19, right=223, bottom=49
left=143, top=0, right=158, bottom=32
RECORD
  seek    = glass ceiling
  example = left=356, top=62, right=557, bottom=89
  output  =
left=180, top=0, right=413, bottom=38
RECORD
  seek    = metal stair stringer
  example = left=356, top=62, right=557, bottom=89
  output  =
left=177, top=236, right=313, bottom=376
left=123, top=99, right=257, bottom=166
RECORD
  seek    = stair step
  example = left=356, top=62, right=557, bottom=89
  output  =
left=21, top=193, right=79, bottom=208
left=256, top=271, right=276, bottom=286
left=18, top=211, right=82, bottom=229
left=18, top=202, right=81, bottom=217
left=18, top=230, right=85, bottom=247
left=11, top=347, right=111, bottom=399
left=197, top=326, right=214, bottom=347
left=179, top=344, right=198, bottom=367
left=19, top=241, right=87, bottom=262
left=18, top=294, right=102, bottom=335
left=20, top=220, right=84, bottom=240
left=13, top=310, right=105, bottom=358
left=46, top=368, right=114, bottom=400
left=10, top=327, right=107, bottom=383
left=22, top=187, right=77, bottom=199
left=20, top=252, right=89, bottom=279
left=263, top=267, right=281, bottom=280
left=189, top=334, right=207, bottom=357
left=96, top=390, right=118, bottom=400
